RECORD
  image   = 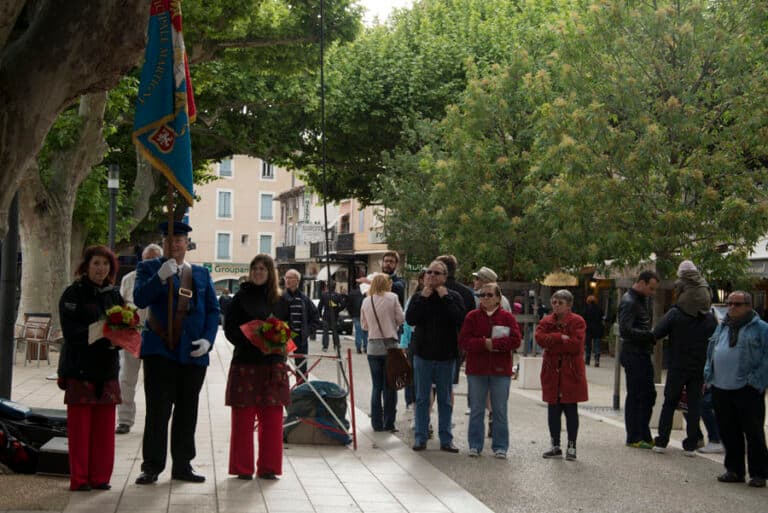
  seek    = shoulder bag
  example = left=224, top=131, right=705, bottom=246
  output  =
left=370, top=295, right=412, bottom=390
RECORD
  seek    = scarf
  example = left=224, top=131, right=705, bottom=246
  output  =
left=723, top=310, right=755, bottom=347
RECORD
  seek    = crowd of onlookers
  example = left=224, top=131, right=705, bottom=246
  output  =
left=55, top=221, right=767, bottom=492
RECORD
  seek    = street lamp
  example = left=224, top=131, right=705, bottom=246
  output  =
left=107, top=164, right=119, bottom=250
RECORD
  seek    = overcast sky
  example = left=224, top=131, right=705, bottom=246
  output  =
left=358, top=0, right=413, bottom=25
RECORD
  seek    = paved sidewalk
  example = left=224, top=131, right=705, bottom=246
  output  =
left=3, top=329, right=492, bottom=513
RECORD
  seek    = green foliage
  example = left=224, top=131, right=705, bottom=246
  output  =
left=531, top=0, right=768, bottom=282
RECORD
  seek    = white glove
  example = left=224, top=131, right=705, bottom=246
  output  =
left=190, top=338, right=211, bottom=358
left=158, top=259, right=179, bottom=281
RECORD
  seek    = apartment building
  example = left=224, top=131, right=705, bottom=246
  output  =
left=187, top=155, right=294, bottom=293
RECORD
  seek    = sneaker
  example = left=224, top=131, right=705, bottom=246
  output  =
left=682, top=450, right=696, bottom=458
left=494, top=450, right=507, bottom=459
left=652, top=446, right=666, bottom=454
left=565, top=445, right=577, bottom=461
left=543, top=446, right=562, bottom=459
left=115, top=424, right=130, bottom=435
left=627, top=441, right=654, bottom=450
left=698, top=442, right=724, bottom=454
left=464, top=408, right=471, bottom=416
left=748, top=477, right=766, bottom=488
left=468, top=448, right=480, bottom=458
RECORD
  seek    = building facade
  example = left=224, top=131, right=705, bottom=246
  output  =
left=187, top=155, right=294, bottom=293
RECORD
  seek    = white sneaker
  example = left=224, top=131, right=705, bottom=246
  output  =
left=468, top=448, right=479, bottom=458
left=652, top=446, right=666, bottom=454
left=682, top=450, right=696, bottom=457
left=494, top=450, right=507, bottom=459
left=698, top=442, right=724, bottom=454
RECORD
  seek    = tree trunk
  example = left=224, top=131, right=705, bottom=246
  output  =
left=16, top=93, right=108, bottom=327
left=0, top=1, right=147, bottom=238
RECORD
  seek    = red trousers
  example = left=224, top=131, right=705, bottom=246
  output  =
left=66, top=404, right=115, bottom=490
left=229, top=405, right=283, bottom=477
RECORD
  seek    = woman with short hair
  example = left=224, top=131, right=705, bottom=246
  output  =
left=535, top=289, right=588, bottom=461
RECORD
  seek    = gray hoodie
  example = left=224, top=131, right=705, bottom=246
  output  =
left=674, top=270, right=711, bottom=316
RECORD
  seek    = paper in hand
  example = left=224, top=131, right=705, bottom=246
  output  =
left=491, top=325, right=510, bottom=339
left=87, top=320, right=105, bottom=344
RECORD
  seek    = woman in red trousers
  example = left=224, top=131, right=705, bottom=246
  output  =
left=535, top=289, right=588, bottom=461
left=57, top=245, right=123, bottom=491
left=224, top=254, right=290, bottom=480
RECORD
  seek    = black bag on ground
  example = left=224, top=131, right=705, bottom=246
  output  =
left=284, top=381, right=350, bottom=444
left=0, top=419, right=39, bottom=474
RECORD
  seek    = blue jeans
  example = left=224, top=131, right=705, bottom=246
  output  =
left=353, top=318, right=368, bottom=352
left=620, top=350, right=656, bottom=444
left=585, top=337, right=601, bottom=364
left=367, top=355, right=397, bottom=431
left=700, top=387, right=720, bottom=443
left=413, top=356, right=454, bottom=446
left=467, top=374, right=510, bottom=453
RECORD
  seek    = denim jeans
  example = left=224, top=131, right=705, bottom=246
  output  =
left=467, top=374, right=510, bottom=453
left=413, top=356, right=454, bottom=446
left=367, top=355, right=397, bottom=431
left=700, top=387, right=720, bottom=443
left=585, top=337, right=601, bottom=364
left=620, top=350, right=656, bottom=444
left=353, top=318, right=368, bottom=352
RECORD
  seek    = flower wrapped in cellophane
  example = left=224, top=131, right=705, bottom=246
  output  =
left=239, top=315, right=297, bottom=355
left=102, top=305, right=142, bottom=357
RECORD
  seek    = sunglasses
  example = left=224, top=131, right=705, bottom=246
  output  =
left=425, top=270, right=445, bottom=275
left=726, top=301, right=747, bottom=307
left=478, top=293, right=497, bottom=298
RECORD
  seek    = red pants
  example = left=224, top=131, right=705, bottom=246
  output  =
left=66, top=404, right=115, bottom=490
left=229, top=405, right=283, bottom=477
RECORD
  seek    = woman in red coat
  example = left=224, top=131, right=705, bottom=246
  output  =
left=535, top=289, right=587, bottom=461
left=459, top=283, right=521, bottom=458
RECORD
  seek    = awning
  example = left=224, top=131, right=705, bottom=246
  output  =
left=315, top=264, right=340, bottom=282
left=541, top=272, right=579, bottom=287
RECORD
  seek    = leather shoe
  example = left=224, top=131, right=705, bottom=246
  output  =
left=717, top=471, right=745, bottom=483
left=172, top=468, right=206, bottom=483
left=115, top=424, right=130, bottom=434
left=748, top=477, right=766, bottom=488
left=440, top=443, right=460, bottom=453
left=258, top=473, right=278, bottom=480
left=412, top=443, right=427, bottom=451
left=92, top=483, right=111, bottom=490
left=135, top=472, right=159, bottom=485
left=237, top=474, right=253, bottom=480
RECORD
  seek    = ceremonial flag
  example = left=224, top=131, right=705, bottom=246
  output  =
left=133, top=0, right=196, bottom=206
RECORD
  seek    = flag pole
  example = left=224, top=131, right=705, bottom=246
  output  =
left=167, top=181, right=175, bottom=343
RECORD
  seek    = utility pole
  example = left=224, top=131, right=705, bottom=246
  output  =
left=0, top=193, right=20, bottom=398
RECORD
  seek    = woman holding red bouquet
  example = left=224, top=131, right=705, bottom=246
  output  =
left=224, top=254, right=290, bottom=480
left=57, top=245, right=124, bottom=491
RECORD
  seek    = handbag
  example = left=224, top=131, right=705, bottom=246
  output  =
left=370, top=296, right=412, bottom=390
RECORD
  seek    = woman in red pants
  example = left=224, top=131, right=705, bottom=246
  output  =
left=57, top=245, right=123, bottom=491
left=224, top=254, right=290, bottom=480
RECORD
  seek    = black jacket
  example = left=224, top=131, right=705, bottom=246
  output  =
left=224, top=282, right=289, bottom=365
left=445, top=277, right=473, bottom=321
left=584, top=303, right=604, bottom=338
left=57, top=278, right=123, bottom=382
left=346, top=288, right=364, bottom=318
left=653, top=305, right=716, bottom=377
left=619, top=288, right=655, bottom=353
left=218, top=294, right=233, bottom=317
left=390, top=273, right=406, bottom=307
left=282, top=288, right=320, bottom=352
left=405, top=289, right=465, bottom=361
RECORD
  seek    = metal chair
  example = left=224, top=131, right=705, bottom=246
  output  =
left=18, top=315, right=53, bottom=367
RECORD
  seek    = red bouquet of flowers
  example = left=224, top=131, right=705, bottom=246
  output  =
left=103, top=305, right=142, bottom=358
left=239, top=315, right=297, bottom=355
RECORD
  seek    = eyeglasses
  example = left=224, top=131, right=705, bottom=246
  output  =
left=425, top=270, right=444, bottom=275
left=726, top=301, right=747, bottom=307
left=478, top=293, right=496, bottom=298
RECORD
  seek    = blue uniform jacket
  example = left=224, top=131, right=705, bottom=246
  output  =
left=704, top=313, right=768, bottom=392
left=133, top=258, right=220, bottom=366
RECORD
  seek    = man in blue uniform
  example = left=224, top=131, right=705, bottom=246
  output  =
left=133, top=221, right=219, bottom=485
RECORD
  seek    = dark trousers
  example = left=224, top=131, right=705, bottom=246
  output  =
left=141, top=355, right=207, bottom=474
left=367, top=355, right=397, bottom=431
left=712, top=386, right=768, bottom=479
left=655, top=373, right=702, bottom=450
left=620, top=350, right=656, bottom=444
left=547, top=402, right=579, bottom=446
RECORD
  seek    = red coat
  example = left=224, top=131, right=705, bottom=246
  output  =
left=535, top=312, right=588, bottom=404
left=459, top=308, right=521, bottom=376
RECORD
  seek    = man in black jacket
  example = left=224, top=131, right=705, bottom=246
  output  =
left=619, top=270, right=660, bottom=448
left=283, top=269, right=320, bottom=383
left=652, top=304, right=717, bottom=454
left=406, top=260, right=466, bottom=453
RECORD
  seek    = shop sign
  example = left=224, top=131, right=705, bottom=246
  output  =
left=204, top=262, right=250, bottom=275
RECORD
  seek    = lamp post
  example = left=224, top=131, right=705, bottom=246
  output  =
left=107, top=164, right=119, bottom=249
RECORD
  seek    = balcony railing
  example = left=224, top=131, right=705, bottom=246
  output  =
left=310, top=239, right=336, bottom=258
left=276, top=245, right=295, bottom=262
left=337, top=233, right=354, bottom=252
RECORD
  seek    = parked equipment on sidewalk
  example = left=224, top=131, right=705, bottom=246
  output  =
left=284, top=380, right=351, bottom=445
left=0, top=397, right=67, bottom=474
